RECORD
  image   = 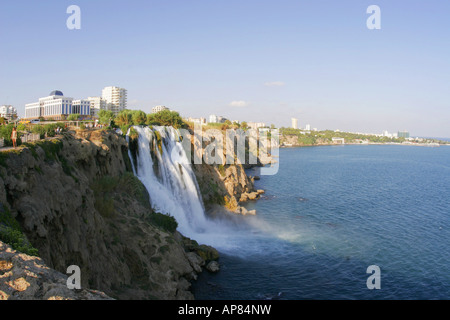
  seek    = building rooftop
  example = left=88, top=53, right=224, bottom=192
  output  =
left=50, top=90, right=64, bottom=96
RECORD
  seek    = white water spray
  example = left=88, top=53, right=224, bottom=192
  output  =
left=127, top=126, right=211, bottom=237
left=126, top=126, right=282, bottom=253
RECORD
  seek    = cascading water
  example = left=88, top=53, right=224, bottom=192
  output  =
left=126, top=125, right=276, bottom=253
left=127, top=126, right=209, bottom=237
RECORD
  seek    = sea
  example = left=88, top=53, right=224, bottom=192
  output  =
left=192, top=144, right=450, bottom=300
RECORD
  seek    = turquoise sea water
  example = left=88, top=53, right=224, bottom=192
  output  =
left=192, top=145, right=450, bottom=300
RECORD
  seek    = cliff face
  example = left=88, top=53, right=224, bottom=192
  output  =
left=0, top=240, right=112, bottom=300
left=0, top=130, right=208, bottom=300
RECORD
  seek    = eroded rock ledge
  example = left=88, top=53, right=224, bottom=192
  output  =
left=0, top=240, right=112, bottom=300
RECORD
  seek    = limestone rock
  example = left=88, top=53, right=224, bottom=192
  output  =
left=206, top=261, right=220, bottom=273
left=0, top=131, right=203, bottom=300
left=0, top=241, right=112, bottom=300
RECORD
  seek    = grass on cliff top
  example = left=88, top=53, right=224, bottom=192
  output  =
left=24, top=139, right=64, bottom=161
left=0, top=149, right=22, bottom=167
left=0, top=204, right=39, bottom=257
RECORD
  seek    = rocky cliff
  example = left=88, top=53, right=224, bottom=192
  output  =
left=0, top=240, right=112, bottom=300
left=0, top=130, right=216, bottom=300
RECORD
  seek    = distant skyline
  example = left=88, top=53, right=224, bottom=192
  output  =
left=1, top=0, right=450, bottom=137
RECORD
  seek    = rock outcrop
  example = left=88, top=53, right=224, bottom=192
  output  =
left=193, top=162, right=260, bottom=215
left=0, top=240, right=112, bottom=300
left=0, top=130, right=211, bottom=300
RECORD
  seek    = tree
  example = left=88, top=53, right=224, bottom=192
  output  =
left=241, top=121, right=248, bottom=130
left=67, top=114, right=80, bottom=121
left=131, top=110, right=147, bottom=125
left=115, top=110, right=132, bottom=127
left=0, top=117, right=6, bottom=125
left=146, top=110, right=185, bottom=129
left=98, top=110, right=115, bottom=126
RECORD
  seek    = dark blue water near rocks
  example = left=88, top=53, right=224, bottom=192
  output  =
left=192, top=145, right=450, bottom=300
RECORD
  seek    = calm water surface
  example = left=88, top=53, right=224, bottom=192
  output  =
left=192, top=145, right=450, bottom=300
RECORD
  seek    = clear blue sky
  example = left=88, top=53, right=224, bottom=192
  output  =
left=1, top=0, right=449, bottom=137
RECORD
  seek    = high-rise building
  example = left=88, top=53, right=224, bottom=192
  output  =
left=101, top=86, right=127, bottom=115
left=152, top=105, right=169, bottom=113
left=0, top=105, right=17, bottom=121
left=291, top=118, right=298, bottom=129
left=25, top=90, right=90, bottom=120
left=87, top=97, right=107, bottom=117
left=305, top=124, right=311, bottom=131
left=398, top=131, right=410, bottom=139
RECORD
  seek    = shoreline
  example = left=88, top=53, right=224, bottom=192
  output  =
left=280, top=142, right=445, bottom=149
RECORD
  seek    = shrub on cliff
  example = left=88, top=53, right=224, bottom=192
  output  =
left=0, top=204, right=39, bottom=257
left=146, top=212, right=178, bottom=233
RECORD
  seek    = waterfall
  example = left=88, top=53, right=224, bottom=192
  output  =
left=126, top=125, right=276, bottom=253
left=127, top=126, right=210, bottom=237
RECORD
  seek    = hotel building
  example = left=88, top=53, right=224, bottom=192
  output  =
left=25, top=90, right=91, bottom=120
left=102, top=86, right=127, bottom=115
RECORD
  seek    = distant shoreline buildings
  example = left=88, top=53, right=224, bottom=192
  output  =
left=291, top=118, right=298, bottom=130
left=152, top=105, right=169, bottom=114
left=0, top=105, right=17, bottom=121
left=24, top=86, right=127, bottom=120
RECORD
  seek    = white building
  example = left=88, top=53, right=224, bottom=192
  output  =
left=87, top=96, right=107, bottom=117
left=186, top=117, right=206, bottom=125
left=25, top=90, right=90, bottom=120
left=305, top=124, right=311, bottom=131
left=209, top=114, right=219, bottom=123
left=152, top=105, right=169, bottom=113
left=247, top=122, right=266, bottom=130
left=0, top=105, right=17, bottom=121
left=72, top=100, right=91, bottom=116
left=102, top=86, right=127, bottom=115
left=292, top=118, right=298, bottom=129
left=209, top=115, right=228, bottom=124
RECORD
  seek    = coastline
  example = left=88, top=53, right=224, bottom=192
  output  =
left=280, top=142, right=444, bottom=148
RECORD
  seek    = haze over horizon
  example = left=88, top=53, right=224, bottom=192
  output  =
left=1, top=0, right=449, bottom=138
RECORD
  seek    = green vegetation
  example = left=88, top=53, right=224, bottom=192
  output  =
left=109, top=109, right=186, bottom=133
left=0, top=204, right=39, bottom=256
left=98, top=110, right=116, bottom=126
left=30, top=122, right=65, bottom=139
left=67, top=113, right=80, bottom=121
left=91, top=173, right=150, bottom=218
left=0, top=124, right=17, bottom=146
left=145, top=212, right=178, bottom=233
left=146, top=110, right=185, bottom=129
left=0, top=149, right=21, bottom=167
left=279, top=128, right=409, bottom=145
left=33, top=140, right=64, bottom=161
left=128, top=127, right=139, bottom=140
